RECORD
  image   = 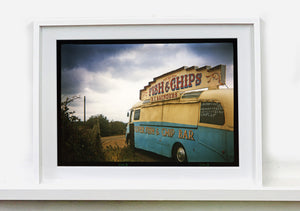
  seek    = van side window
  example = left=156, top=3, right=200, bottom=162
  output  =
left=134, top=109, right=141, bottom=120
left=200, top=102, right=225, bottom=125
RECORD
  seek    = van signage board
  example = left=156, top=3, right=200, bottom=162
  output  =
left=140, top=64, right=226, bottom=102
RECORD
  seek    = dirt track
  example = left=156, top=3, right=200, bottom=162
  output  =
left=101, top=135, right=127, bottom=148
left=101, top=135, right=172, bottom=162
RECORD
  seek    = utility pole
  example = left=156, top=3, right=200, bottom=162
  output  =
left=84, top=96, right=86, bottom=122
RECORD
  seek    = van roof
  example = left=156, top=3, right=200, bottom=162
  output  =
left=131, top=88, right=233, bottom=109
left=199, top=88, right=233, bottom=104
left=131, top=101, right=144, bottom=109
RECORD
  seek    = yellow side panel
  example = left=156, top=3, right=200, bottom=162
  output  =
left=162, top=103, right=199, bottom=126
left=140, top=105, right=162, bottom=122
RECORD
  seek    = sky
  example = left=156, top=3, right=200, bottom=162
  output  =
left=60, top=42, right=234, bottom=122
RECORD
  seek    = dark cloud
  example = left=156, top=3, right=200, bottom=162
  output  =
left=96, top=45, right=178, bottom=79
left=61, top=67, right=112, bottom=95
left=60, top=42, right=234, bottom=96
left=61, top=44, right=135, bottom=71
left=61, top=42, right=233, bottom=73
left=61, top=67, right=84, bottom=95
left=186, top=43, right=234, bottom=67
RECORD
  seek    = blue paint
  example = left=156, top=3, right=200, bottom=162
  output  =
left=127, top=121, right=234, bottom=162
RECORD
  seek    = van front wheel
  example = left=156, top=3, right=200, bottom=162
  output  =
left=173, top=144, right=187, bottom=163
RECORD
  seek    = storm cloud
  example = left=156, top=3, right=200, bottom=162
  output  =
left=60, top=41, right=235, bottom=121
left=61, top=44, right=135, bottom=71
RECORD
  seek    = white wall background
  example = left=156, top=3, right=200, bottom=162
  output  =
left=0, top=0, right=300, bottom=209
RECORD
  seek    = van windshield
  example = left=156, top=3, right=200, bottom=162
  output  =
left=134, top=109, right=141, bottom=120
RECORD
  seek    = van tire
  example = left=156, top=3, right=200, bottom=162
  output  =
left=173, top=143, right=187, bottom=163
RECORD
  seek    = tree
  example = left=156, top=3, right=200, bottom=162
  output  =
left=87, top=115, right=126, bottom=137
left=59, top=96, right=104, bottom=164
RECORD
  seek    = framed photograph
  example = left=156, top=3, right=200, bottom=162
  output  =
left=34, top=19, right=262, bottom=193
left=57, top=39, right=238, bottom=167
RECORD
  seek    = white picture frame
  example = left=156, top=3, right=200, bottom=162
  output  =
left=32, top=18, right=263, bottom=199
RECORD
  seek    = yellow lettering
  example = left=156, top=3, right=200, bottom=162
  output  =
left=135, top=126, right=145, bottom=133
left=161, top=128, right=175, bottom=137
left=162, top=128, right=166, bottom=136
left=146, top=127, right=155, bottom=135
left=168, top=129, right=175, bottom=137
left=165, top=129, right=169, bottom=136
left=178, top=129, right=183, bottom=139
left=189, top=130, right=195, bottom=140
left=183, top=130, right=188, bottom=139
left=171, top=129, right=175, bottom=137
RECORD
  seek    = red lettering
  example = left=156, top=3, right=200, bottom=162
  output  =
left=188, top=73, right=195, bottom=87
left=195, top=73, right=202, bottom=86
left=158, top=82, right=164, bottom=94
left=184, top=75, right=188, bottom=88
left=154, top=85, right=157, bottom=95
left=171, top=78, right=176, bottom=91
left=176, top=75, right=184, bottom=90
left=165, top=81, right=170, bottom=92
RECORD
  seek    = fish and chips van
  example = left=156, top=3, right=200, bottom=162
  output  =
left=126, top=64, right=236, bottom=164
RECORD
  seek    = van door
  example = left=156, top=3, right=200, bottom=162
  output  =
left=128, top=110, right=135, bottom=147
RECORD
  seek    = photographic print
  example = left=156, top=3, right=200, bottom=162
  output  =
left=57, top=39, right=238, bottom=166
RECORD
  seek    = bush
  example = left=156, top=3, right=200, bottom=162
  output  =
left=59, top=96, right=104, bottom=164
